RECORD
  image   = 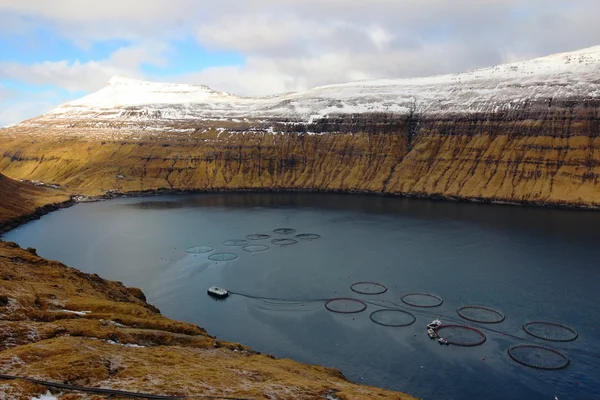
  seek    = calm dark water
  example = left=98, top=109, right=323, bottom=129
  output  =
left=4, top=193, right=600, bottom=400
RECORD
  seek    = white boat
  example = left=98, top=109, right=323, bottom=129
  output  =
left=207, top=286, right=229, bottom=299
left=438, top=338, right=449, bottom=345
left=427, top=329, right=438, bottom=339
left=427, top=319, right=442, bottom=329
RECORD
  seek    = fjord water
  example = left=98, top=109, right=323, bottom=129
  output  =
left=5, top=193, right=599, bottom=400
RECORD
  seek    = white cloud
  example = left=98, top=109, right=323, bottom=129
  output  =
left=0, top=0, right=599, bottom=125
left=0, top=42, right=169, bottom=92
left=0, top=90, right=72, bottom=127
left=0, top=85, right=12, bottom=102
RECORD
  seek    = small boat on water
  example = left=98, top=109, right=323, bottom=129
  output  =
left=427, top=328, right=438, bottom=339
left=207, top=286, right=229, bottom=299
left=427, top=319, right=442, bottom=329
left=438, top=338, right=449, bottom=345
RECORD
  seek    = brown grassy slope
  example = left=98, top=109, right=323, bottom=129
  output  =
left=0, top=173, right=69, bottom=224
left=2, top=127, right=600, bottom=206
left=2, top=100, right=600, bottom=206
left=0, top=131, right=408, bottom=196
left=387, top=133, right=600, bottom=205
left=0, top=241, right=415, bottom=400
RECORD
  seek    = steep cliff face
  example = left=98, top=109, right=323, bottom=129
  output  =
left=1, top=47, right=599, bottom=206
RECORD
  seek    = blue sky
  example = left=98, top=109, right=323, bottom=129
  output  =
left=0, top=0, right=598, bottom=126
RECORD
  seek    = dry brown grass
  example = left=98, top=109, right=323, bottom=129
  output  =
left=0, top=173, right=70, bottom=225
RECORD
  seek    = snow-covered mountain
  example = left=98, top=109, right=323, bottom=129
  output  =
left=18, top=46, right=600, bottom=128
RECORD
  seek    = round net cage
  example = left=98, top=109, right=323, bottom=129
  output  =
left=350, top=282, right=388, bottom=295
left=522, top=321, right=578, bottom=342
left=185, top=246, right=213, bottom=254
left=508, top=344, right=570, bottom=370
left=242, top=244, right=270, bottom=253
left=246, top=234, right=271, bottom=240
left=270, top=238, right=298, bottom=246
left=273, top=228, right=297, bottom=235
left=324, top=298, right=367, bottom=314
left=208, top=253, right=238, bottom=261
left=457, top=306, right=505, bottom=324
left=295, top=233, right=321, bottom=240
left=369, top=309, right=416, bottom=327
left=223, top=239, right=250, bottom=246
left=401, top=292, right=443, bottom=308
left=434, top=324, right=487, bottom=347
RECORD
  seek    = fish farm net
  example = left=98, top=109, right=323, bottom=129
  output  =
left=523, top=321, right=578, bottom=342
left=273, top=228, right=297, bottom=234
left=369, top=309, right=416, bottom=327
left=270, top=238, right=298, bottom=246
left=324, top=298, right=367, bottom=314
left=223, top=239, right=250, bottom=246
left=434, top=324, right=487, bottom=347
left=350, top=282, right=388, bottom=295
left=401, top=292, right=443, bottom=308
left=242, top=244, right=270, bottom=253
left=457, top=306, right=505, bottom=324
left=208, top=253, right=238, bottom=261
left=295, top=233, right=321, bottom=240
left=185, top=246, right=213, bottom=254
left=246, top=234, right=271, bottom=240
left=508, top=344, right=570, bottom=370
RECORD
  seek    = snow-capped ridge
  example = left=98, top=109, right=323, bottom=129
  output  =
left=27, top=46, right=600, bottom=127
left=106, top=75, right=227, bottom=94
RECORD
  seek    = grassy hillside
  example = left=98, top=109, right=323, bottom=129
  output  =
left=0, top=173, right=70, bottom=226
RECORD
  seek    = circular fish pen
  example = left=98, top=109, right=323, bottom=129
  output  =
left=324, top=298, right=367, bottom=314
left=401, top=292, right=443, bottom=308
left=246, top=234, right=271, bottom=240
left=508, top=344, right=570, bottom=370
left=457, top=306, right=505, bottom=324
left=185, top=246, right=213, bottom=254
left=208, top=253, right=238, bottom=261
left=273, top=228, right=297, bottom=235
left=295, top=233, right=321, bottom=240
left=369, top=309, right=416, bottom=327
left=242, top=244, right=270, bottom=253
left=223, top=239, right=250, bottom=246
left=270, top=238, right=298, bottom=246
left=523, top=321, right=578, bottom=342
left=350, top=282, right=388, bottom=295
left=434, top=324, right=487, bottom=347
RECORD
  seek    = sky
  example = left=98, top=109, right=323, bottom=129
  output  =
left=0, top=0, right=599, bottom=126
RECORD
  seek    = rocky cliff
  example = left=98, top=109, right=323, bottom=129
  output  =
left=1, top=47, right=600, bottom=207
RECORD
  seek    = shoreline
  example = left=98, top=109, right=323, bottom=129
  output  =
left=2, top=186, right=598, bottom=237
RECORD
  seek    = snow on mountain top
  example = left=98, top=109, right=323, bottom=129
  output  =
left=314, top=45, right=600, bottom=90
left=33, top=46, right=600, bottom=125
left=69, top=75, right=238, bottom=108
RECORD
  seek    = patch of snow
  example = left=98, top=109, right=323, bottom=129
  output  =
left=106, top=340, right=145, bottom=348
left=59, top=310, right=91, bottom=316
left=30, top=391, right=59, bottom=400
left=124, top=343, right=145, bottom=348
